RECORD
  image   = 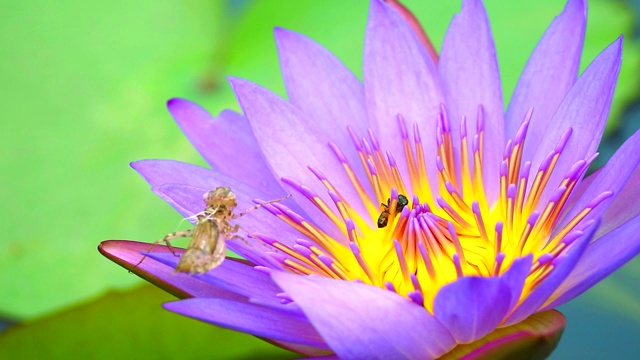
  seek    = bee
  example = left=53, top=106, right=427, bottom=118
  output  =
left=134, top=186, right=289, bottom=274
left=377, top=194, right=409, bottom=228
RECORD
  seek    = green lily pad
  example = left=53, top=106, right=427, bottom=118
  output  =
left=0, top=285, right=296, bottom=359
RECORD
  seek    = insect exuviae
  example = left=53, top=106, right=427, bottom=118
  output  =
left=134, top=186, right=290, bottom=274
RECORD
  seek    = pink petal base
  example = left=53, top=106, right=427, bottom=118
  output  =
left=98, top=240, right=247, bottom=301
left=440, top=310, right=566, bottom=360
left=99, top=240, right=189, bottom=298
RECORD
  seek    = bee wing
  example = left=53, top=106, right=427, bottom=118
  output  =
left=377, top=211, right=389, bottom=228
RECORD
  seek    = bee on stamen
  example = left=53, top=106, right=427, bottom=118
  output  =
left=134, top=186, right=290, bottom=274
left=377, top=194, right=409, bottom=228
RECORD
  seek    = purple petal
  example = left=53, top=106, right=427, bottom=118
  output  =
left=275, top=27, right=369, bottom=147
left=364, top=0, right=444, bottom=194
left=98, top=240, right=245, bottom=301
left=167, top=99, right=283, bottom=196
left=598, top=159, right=640, bottom=237
left=558, top=128, right=640, bottom=231
left=131, top=159, right=230, bottom=190
left=269, top=342, right=333, bottom=358
left=147, top=252, right=284, bottom=307
left=543, top=213, right=640, bottom=309
left=503, top=220, right=599, bottom=326
left=131, top=160, right=274, bottom=216
left=152, top=183, right=208, bottom=219
left=224, top=237, right=287, bottom=272
left=164, top=298, right=329, bottom=349
left=275, top=28, right=373, bottom=204
left=500, top=255, right=534, bottom=311
left=528, top=37, right=622, bottom=208
left=132, top=159, right=304, bottom=216
left=438, top=0, right=504, bottom=202
left=228, top=77, right=359, bottom=239
left=506, top=0, right=586, bottom=149
left=272, top=272, right=456, bottom=359
left=434, top=276, right=512, bottom=344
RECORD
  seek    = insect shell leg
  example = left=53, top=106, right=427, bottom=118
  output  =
left=131, top=229, right=194, bottom=271
left=160, top=229, right=195, bottom=254
left=232, top=194, right=292, bottom=219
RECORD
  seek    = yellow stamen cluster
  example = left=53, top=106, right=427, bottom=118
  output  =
left=253, top=109, right=606, bottom=312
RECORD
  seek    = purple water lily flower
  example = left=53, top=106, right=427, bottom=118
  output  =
left=100, top=0, right=640, bottom=358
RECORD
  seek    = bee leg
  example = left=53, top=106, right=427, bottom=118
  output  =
left=131, top=230, right=193, bottom=271
left=233, top=194, right=292, bottom=219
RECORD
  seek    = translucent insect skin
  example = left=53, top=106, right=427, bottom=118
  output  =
left=135, top=186, right=288, bottom=275
left=174, top=186, right=237, bottom=274
left=377, top=194, right=409, bottom=228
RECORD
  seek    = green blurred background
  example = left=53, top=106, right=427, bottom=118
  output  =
left=1, top=0, right=639, bottom=358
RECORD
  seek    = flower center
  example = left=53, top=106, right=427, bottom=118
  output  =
left=252, top=106, right=609, bottom=312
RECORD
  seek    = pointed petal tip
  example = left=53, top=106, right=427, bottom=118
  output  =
left=227, top=77, right=261, bottom=99
left=273, top=27, right=326, bottom=62
left=98, top=239, right=119, bottom=258
left=369, top=0, right=388, bottom=14
left=129, top=158, right=166, bottom=171
left=100, top=240, right=256, bottom=301
left=565, top=0, right=586, bottom=14
left=166, top=97, right=202, bottom=112
left=273, top=27, right=311, bottom=58
left=100, top=238, right=134, bottom=251
left=227, top=77, right=259, bottom=106
left=98, top=239, right=191, bottom=299
left=99, top=240, right=131, bottom=270
left=461, top=0, right=484, bottom=11
left=226, top=75, right=243, bottom=89
left=166, top=97, right=183, bottom=108
left=98, top=239, right=176, bottom=273
left=447, top=0, right=486, bottom=20
left=616, top=34, right=624, bottom=45
left=161, top=299, right=181, bottom=312
left=273, top=26, right=294, bottom=39
left=605, top=35, right=623, bottom=56
left=128, top=158, right=163, bottom=178
left=273, top=26, right=287, bottom=45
